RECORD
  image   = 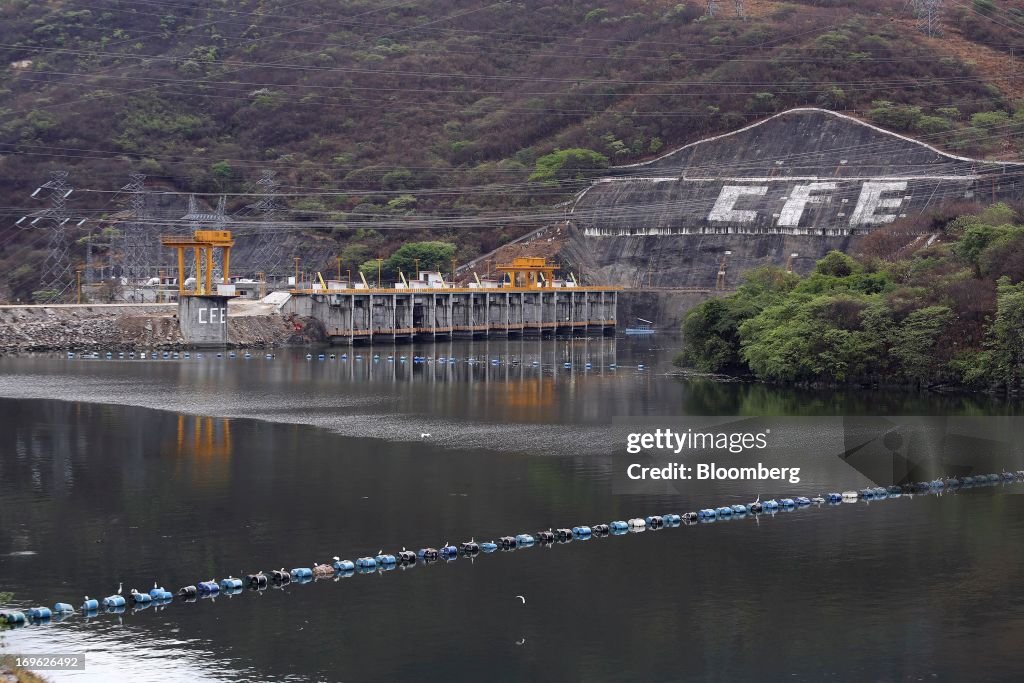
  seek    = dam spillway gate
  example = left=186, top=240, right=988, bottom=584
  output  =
left=283, top=287, right=618, bottom=344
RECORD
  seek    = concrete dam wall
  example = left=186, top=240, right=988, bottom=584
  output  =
left=567, top=108, right=1024, bottom=291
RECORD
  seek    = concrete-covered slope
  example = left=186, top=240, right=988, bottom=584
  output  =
left=567, top=108, right=1024, bottom=288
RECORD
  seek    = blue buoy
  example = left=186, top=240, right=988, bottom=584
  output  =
left=81, top=598, right=99, bottom=611
left=780, top=498, right=795, bottom=508
left=515, top=534, right=535, bottom=547
left=102, top=595, right=126, bottom=608
left=131, top=591, right=151, bottom=604
left=28, top=606, right=52, bottom=620
left=794, top=497, right=811, bottom=506
left=763, top=499, right=780, bottom=510
left=219, top=577, right=243, bottom=591
left=440, top=545, right=459, bottom=558
left=827, top=493, right=842, bottom=503
left=53, top=602, right=74, bottom=614
left=698, top=509, right=718, bottom=520
left=572, top=526, right=592, bottom=538
left=716, top=506, right=734, bottom=517
left=197, top=581, right=220, bottom=595
left=332, top=559, right=355, bottom=572
left=2, top=611, right=26, bottom=624
left=730, top=504, right=748, bottom=515
left=610, top=520, right=628, bottom=531
left=356, top=557, right=377, bottom=569
left=480, top=542, right=498, bottom=553
left=289, top=568, right=313, bottom=579
left=375, top=554, right=397, bottom=566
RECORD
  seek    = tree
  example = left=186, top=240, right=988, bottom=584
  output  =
left=986, top=277, right=1024, bottom=388
left=528, top=148, right=609, bottom=184
left=359, top=241, right=457, bottom=285
left=890, top=305, right=953, bottom=385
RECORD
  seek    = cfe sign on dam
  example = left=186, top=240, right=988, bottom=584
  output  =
left=573, top=109, right=1023, bottom=238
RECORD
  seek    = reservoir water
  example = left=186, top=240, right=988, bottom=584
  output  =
left=1, top=336, right=1024, bottom=682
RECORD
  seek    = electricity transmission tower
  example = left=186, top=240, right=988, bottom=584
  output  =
left=118, top=173, right=156, bottom=281
left=912, top=0, right=944, bottom=37
left=733, top=0, right=745, bottom=19
left=706, top=0, right=718, bottom=17
left=245, top=170, right=287, bottom=278
left=20, top=171, right=74, bottom=300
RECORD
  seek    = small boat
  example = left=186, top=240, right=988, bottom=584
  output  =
left=625, top=318, right=656, bottom=335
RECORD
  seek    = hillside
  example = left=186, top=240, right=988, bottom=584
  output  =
left=3, top=0, right=1024, bottom=301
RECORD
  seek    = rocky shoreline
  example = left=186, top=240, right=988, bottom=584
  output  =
left=0, top=304, right=324, bottom=354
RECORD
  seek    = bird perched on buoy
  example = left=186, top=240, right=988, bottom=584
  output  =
left=117, top=582, right=123, bottom=596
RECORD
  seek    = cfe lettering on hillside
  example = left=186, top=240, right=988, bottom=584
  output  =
left=709, top=180, right=908, bottom=227
left=581, top=176, right=979, bottom=237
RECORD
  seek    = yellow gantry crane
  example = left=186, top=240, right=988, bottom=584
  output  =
left=161, top=230, right=235, bottom=296
left=494, top=257, right=560, bottom=288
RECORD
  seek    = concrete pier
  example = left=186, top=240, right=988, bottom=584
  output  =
left=179, top=295, right=233, bottom=346
left=282, top=287, right=617, bottom=344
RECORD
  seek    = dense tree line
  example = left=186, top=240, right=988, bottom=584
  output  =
left=677, top=204, right=1024, bottom=392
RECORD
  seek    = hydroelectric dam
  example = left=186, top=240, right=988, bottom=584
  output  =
left=281, top=257, right=617, bottom=344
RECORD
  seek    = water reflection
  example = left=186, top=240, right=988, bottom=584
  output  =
left=1, top=338, right=1023, bottom=681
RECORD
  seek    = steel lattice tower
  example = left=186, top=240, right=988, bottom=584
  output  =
left=246, top=170, right=287, bottom=277
left=26, top=171, right=74, bottom=300
left=912, top=0, right=944, bottom=37
left=118, top=173, right=155, bottom=281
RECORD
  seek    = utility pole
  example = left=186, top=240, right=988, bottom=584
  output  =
left=293, top=256, right=300, bottom=288
left=733, top=0, right=745, bottom=19
left=76, top=268, right=82, bottom=304
left=706, top=0, right=718, bottom=17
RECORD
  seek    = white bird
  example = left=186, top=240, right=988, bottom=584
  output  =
left=117, top=582, right=123, bottom=596
left=515, top=595, right=526, bottom=604
left=153, top=581, right=158, bottom=589
left=421, top=433, right=431, bottom=438
left=332, top=556, right=340, bottom=562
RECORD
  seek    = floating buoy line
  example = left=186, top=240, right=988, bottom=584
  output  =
left=57, top=350, right=634, bottom=371
left=2, top=473, right=1021, bottom=628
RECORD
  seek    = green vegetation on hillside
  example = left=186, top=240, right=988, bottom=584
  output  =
left=677, top=203, right=1024, bottom=391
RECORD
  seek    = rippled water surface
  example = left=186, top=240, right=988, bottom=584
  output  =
left=1, top=337, right=1024, bottom=682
